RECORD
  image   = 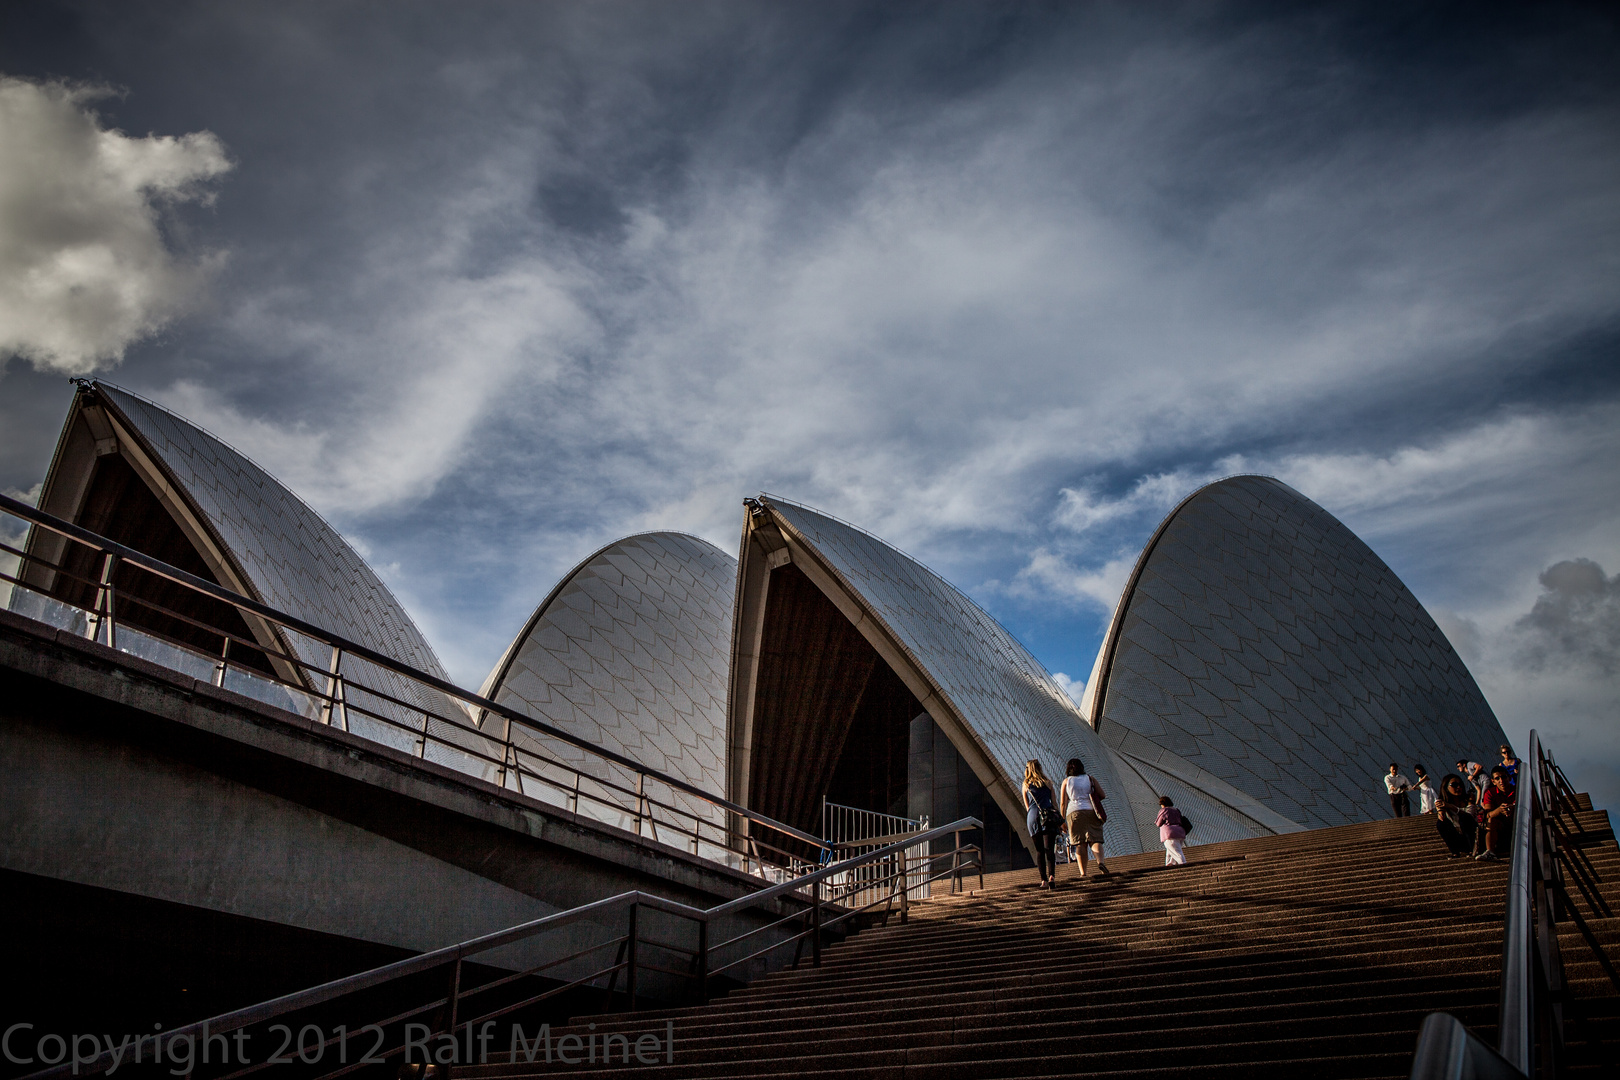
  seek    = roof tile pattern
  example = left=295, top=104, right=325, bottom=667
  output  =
left=96, top=384, right=483, bottom=768
left=1098, top=476, right=1507, bottom=829
left=763, top=497, right=1148, bottom=855
left=100, top=385, right=449, bottom=680
left=485, top=533, right=735, bottom=834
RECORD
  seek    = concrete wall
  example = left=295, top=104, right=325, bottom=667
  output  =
left=0, top=610, right=821, bottom=1017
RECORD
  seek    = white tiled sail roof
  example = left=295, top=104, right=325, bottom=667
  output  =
left=760, top=496, right=1152, bottom=855
left=95, top=383, right=487, bottom=770
left=97, top=383, right=450, bottom=682
left=482, top=532, right=736, bottom=833
left=1094, top=475, right=1508, bottom=830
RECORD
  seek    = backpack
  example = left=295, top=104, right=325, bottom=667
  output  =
left=1029, top=784, right=1062, bottom=836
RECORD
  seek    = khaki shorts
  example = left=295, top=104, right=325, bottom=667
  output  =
left=1067, top=809, right=1103, bottom=845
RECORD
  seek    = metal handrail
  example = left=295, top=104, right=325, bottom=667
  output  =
left=1410, top=729, right=1581, bottom=1080
left=821, top=800, right=933, bottom=904
left=0, top=492, right=830, bottom=869
left=1497, top=731, right=1540, bottom=1072
left=18, top=817, right=982, bottom=1080
left=1409, top=1014, right=1531, bottom=1080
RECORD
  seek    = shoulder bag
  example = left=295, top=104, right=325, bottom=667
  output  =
left=1038, top=785, right=1063, bottom=835
left=1089, top=782, right=1108, bottom=825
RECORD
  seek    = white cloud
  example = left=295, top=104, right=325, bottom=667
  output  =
left=0, top=77, right=231, bottom=374
left=1008, top=549, right=1137, bottom=614
left=16, top=9, right=1613, bottom=763
left=1051, top=671, right=1086, bottom=708
left=475, top=87, right=1619, bottom=561
left=165, top=231, right=594, bottom=514
left=92, top=16, right=1615, bottom=566
left=1053, top=457, right=1249, bottom=535
left=1273, top=416, right=1562, bottom=521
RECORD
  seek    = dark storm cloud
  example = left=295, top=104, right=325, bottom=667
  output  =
left=1516, top=559, right=1620, bottom=677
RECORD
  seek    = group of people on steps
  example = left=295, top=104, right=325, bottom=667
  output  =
left=1385, top=743, right=1522, bottom=862
left=1019, top=743, right=1523, bottom=885
left=1020, top=757, right=1192, bottom=888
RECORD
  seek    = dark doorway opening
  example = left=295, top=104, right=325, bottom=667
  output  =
left=746, top=563, right=918, bottom=846
left=44, top=453, right=275, bottom=676
left=823, top=659, right=915, bottom=819
left=746, top=561, right=1019, bottom=875
left=908, top=717, right=1030, bottom=875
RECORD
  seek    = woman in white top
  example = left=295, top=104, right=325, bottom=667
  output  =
left=1059, top=758, right=1108, bottom=878
left=1411, top=764, right=1438, bottom=814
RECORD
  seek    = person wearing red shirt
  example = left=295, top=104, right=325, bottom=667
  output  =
left=1475, top=767, right=1517, bottom=861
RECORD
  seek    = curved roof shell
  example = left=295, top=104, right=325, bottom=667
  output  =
left=1086, top=474, right=1507, bottom=830
left=733, top=496, right=1150, bottom=856
left=22, top=382, right=483, bottom=770
left=481, top=532, right=736, bottom=833
left=94, top=384, right=450, bottom=680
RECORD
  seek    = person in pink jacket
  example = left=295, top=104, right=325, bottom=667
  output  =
left=1156, top=796, right=1189, bottom=866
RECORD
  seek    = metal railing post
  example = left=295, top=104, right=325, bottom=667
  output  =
left=333, top=675, right=348, bottom=732
left=320, top=645, right=343, bottom=728
left=212, top=636, right=231, bottom=687
left=635, top=773, right=645, bottom=838
left=103, top=586, right=117, bottom=650
left=1533, top=742, right=1565, bottom=1077
left=495, top=715, right=514, bottom=790
left=444, top=956, right=463, bottom=1080
left=87, top=552, right=117, bottom=645
left=626, top=903, right=639, bottom=1012
left=953, top=829, right=963, bottom=894
left=812, top=877, right=822, bottom=967
left=695, top=918, right=708, bottom=1002
left=899, top=849, right=909, bottom=925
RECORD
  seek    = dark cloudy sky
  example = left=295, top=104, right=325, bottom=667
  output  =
left=2, top=2, right=1617, bottom=806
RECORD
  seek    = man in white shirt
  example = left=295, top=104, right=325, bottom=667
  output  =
left=1384, top=763, right=1413, bottom=817
left=1456, top=759, right=1486, bottom=799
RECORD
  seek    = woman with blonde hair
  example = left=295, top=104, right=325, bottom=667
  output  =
left=1022, top=759, right=1061, bottom=889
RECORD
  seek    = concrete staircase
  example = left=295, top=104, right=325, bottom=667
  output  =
left=465, top=805, right=1620, bottom=1079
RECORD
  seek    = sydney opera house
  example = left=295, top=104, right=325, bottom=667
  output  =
left=8, top=381, right=1509, bottom=874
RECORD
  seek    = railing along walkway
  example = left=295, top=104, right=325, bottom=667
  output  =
left=1410, top=730, right=1617, bottom=1079
left=0, top=492, right=825, bottom=879
left=822, top=800, right=933, bottom=904
left=19, top=817, right=983, bottom=1080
